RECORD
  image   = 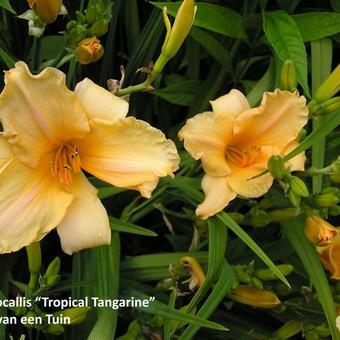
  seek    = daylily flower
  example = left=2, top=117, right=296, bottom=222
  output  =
left=0, top=62, right=179, bottom=254
left=318, top=233, right=340, bottom=279
left=27, top=0, right=62, bottom=24
left=179, top=89, right=308, bottom=219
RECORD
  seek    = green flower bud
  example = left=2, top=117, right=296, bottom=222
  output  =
left=288, top=189, right=300, bottom=207
left=86, top=5, right=98, bottom=25
left=304, top=330, right=320, bottom=340
left=314, top=325, right=331, bottom=337
left=14, top=306, right=27, bottom=316
left=280, top=59, right=297, bottom=92
left=89, top=19, right=109, bottom=37
left=54, top=307, right=91, bottom=325
left=314, top=64, right=340, bottom=103
left=66, top=20, right=77, bottom=32
left=67, top=25, right=88, bottom=46
left=297, top=128, right=307, bottom=143
left=272, top=320, right=302, bottom=339
left=310, top=97, right=340, bottom=116
left=267, top=155, right=287, bottom=180
left=47, top=274, right=61, bottom=287
left=45, top=324, right=64, bottom=335
left=45, top=257, right=60, bottom=278
left=26, top=242, right=41, bottom=274
left=314, top=192, right=339, bottom=208
left=251, top=276, right=263, bottom=289
left=245, top=207, right=272, bottom=228
left=290, top=176, right=309, bottom=197
left=274, top=283, right=293, bottom=296
left=255, top=264, right=294, bottom=281
left=268, top=207, right=302, bottom=221
left=75, top=11, right=86, bottom=24
left=330, top=156, right=340, bottom=183
left=237, top=272, right=252, bottom=284
left=23, top=311, right=38, bottom=328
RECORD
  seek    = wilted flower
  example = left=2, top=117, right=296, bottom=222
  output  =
left=27, top=0, right=62, bottom=24
left=76, top=37, right=104, bottom=65
left=305, top=215, right=339, bottom=246
left=179, top=89, right=308, bottom=219
left=0, top=62, right=179, bottom=254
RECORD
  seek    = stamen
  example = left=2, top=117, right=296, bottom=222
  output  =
left=226, top=146, right=261, bottom=167
left=50, top=144, right=81, bottom=185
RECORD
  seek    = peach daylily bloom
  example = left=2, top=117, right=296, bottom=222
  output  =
left=179, top=89, right=308, bottom=219
left=318, top=233, right=340, bottom=280
left=0, top=62, right=179, bottom=254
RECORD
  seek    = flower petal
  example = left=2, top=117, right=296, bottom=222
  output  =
left=57, top=172, right=111, bottom=255
left=196, top=175, right=236, bottom=219
left=77, top=117, right=179, bottom=198
left=0, top=156, right=73, bottom=253
left=0, top=136, right=14, bottom=172
left=75, top=78, right=129, bottom=123
left=227, top=162, right=273, bottom=198
left=283, top=141, right=306, bottom=172
left=234, top=90, right=308, bottom=150
left=0, top=62, right=90, bottom=167
left=210, top=89, right=250, bottom=118
left=178, top=111, right=233, bottom=176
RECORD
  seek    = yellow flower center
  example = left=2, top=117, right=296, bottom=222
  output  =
left=225, top=146, right=261, bottom=167
left=51, top=144, right=81, bottom=185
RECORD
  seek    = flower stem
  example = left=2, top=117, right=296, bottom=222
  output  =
left=26, top=242, right=41, bottom=293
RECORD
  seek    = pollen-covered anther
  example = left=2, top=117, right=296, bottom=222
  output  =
left=51, top=144, right=81, bottom=185
left=225, top=146, right=261, bottom=167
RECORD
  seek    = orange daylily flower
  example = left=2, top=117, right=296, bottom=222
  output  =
left=27, top=0, right=62, bottom=24
left=179, top=89, right=308, bottom=219
left=0, top=62, right=179, bottom=254
left=318, top=233, right=340, bottom=280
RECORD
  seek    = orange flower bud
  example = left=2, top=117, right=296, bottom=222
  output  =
left=75, top=37, right=104, bottom=65
left=305, top=215, right=339, bottom=246
left=229, top=285, right=281, bottom=309
left=28, top=0, right=62, bottom=24
left=318, top=234, right=340, bottom=280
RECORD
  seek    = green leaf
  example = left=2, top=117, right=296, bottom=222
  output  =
left=0, top=46, right=15, bottom=68
left=293, top=12, right=340, bottom=42
left=123, top=289, right=228, bottom=331
left=109, top=216, right=158, bottom=237
left=246, top=59, right=275, bottom=106
left=153, top=80, right=203, bottom=106
left=190, top=27, right=232, bottom=70
left=263, top=11, right=310, bottom=97
left=150, top=2, right=246, bottom=40
left=0, top=0, right=15, bottom=14
left=179, top=262, right=234, bottom=339
left=217, top=212, right=290, bottom=287
left=281, top=218, right=340, bottom=340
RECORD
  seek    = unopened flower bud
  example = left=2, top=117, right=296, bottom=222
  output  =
left=245, top=207, right=272, bottom=228
left=229, top=285, right=281, bottom=309
left=251, top=276, right=263, bottom=289
left=280, top=60, right=297, bottom=92
left=255, top=264, right=294, bottom=281
left=289, top=176, right=309, bottom=197
left=45, top=257, right=60, bottom=278
left=86, top=5, right=98, bottom=25
left=27, top=0, right=62, bottom=24
left=75, top=10, right=86, bottom=24
left=314, top=325, right=331, bottom=337
left=314, top=64, right=340, bottom=103
left=67, top=25, right=88, bottom=46
left=89, top=19, right=109, bottom=37
left=47, top=274, right=61, bottom=287
left=314, top=188, right=339, bottom=208
left=310, top=97, right=340, bottom=116
left=54, top=307, right=91, bottom=325
left=272, top=320, right=302, bottom=339
left=268, top=155, right=287, bottom=180
left=288, top=189, right=301, bottom=207
left=305, top=214, right=339, bottom=246
left=330, top=156, right=340, bottom=183
left=268, top=207, right=302, bottom=221
left=76, top=37, right=104, bottom=65
left=46, top=324, right=64, bottom=335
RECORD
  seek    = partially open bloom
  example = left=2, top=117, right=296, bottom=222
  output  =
left=179, top=89, right=308, bottom=219
left=0, top=62, right=179, bottom=254
left=305, top=214, right=339, bottom=246
left=318, top=234, right=340, bottom=279
left=76, top=37, right=104, bottom=65
left=27, top=0, right=62, bottom=24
